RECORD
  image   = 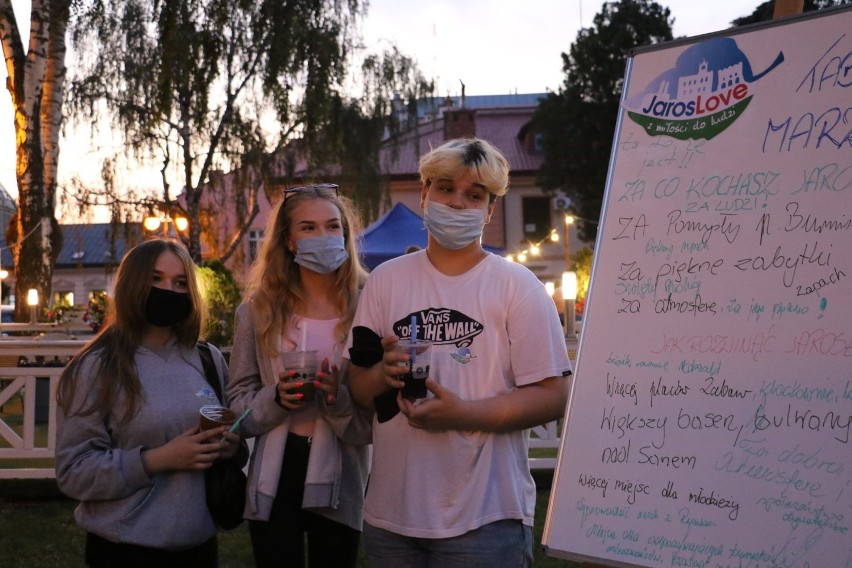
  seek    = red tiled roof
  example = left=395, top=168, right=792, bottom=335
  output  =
left=379, top=105, right=543, bottom=178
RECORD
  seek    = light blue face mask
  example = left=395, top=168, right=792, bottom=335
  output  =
left=293, top=235, right=349, bottom=274
left=422, top=201, right=487, bottom=250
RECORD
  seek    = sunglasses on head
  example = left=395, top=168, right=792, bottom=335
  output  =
left=282, top=183, right=340, bottom=201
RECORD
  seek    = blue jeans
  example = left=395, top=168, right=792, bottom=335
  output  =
left=363, top=519, right=533, bottom=568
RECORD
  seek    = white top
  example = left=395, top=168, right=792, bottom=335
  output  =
left=346, top=250, right=571, bottom=538
left=279, top=316, right=340, bottom=436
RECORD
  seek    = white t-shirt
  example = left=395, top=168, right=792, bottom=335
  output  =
left=345, top=250, right=571, bottom=538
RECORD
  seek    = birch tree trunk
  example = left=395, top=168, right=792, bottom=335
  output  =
left=0, top=0, right=69, bottom=321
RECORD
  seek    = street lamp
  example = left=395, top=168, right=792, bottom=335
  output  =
left=144, top=214, right=189, bottom=238
left=27, top=288, right=39, bottom=324
left=562, top=271, right=577, bottom=338
left=563, top=213, right=575, bottom=273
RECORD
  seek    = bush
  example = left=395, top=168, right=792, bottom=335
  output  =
left=197, top=260, right=242, bottom=348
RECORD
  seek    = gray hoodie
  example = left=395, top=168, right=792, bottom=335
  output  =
left=55, top=340, right=228, bottom=550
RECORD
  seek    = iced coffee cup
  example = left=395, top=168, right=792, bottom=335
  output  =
left=394, top=339, right=433, bottom=399
left=280, top=350, right=318, bottom=403
left=199, top=405, right=237, bottom=431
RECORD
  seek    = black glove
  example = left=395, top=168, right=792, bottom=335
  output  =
left=349, top=326, right=400, bottom=423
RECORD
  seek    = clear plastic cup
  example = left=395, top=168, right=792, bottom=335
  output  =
left=280, top=350, right=318, bottom=403
left=394, top=339, right=433, bottom=399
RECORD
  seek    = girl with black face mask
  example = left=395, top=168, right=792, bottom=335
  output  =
left=56, top=239, right=241, bottom=567
left=227, top=184, right=373, bottom=568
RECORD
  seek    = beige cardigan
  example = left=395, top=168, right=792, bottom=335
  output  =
left=225, top=302, right=372, bottom=529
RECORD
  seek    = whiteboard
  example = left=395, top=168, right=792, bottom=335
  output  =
left=543, top=7, right=852, bottom=567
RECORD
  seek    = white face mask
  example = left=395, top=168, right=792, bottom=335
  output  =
left=422, top=201, right=487, bottom=250
left=293, top=235, right=349, bottom=274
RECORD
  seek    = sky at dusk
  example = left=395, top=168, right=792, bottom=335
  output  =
left=0, top=0, right=762, bottom=202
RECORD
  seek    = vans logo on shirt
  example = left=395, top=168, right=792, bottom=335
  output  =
left=394, top=308, right=483, bottom=348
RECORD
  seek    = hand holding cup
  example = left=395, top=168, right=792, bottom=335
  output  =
left=278, top=350, right=319, bottom=408
left=313, top=357, right=340, bottom=405
left=393, top=339, right=433, bottom=400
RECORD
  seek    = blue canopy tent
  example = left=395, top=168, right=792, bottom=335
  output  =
left=358, top=202, right=504, bottom=270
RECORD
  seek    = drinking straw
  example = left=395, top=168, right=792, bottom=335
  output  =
left=221, top=407, right=252, bottom=442
left=228, top=408, right=253, bottom=433
left=409, top=316, right=417, bottom=364
left=301, top=320, right=308, bottom=352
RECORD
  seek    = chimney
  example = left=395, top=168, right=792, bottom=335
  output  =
left=443, top=108, right=476, bottom=140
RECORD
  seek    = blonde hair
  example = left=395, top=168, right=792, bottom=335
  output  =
left=245, top=186, right=367, bottom=357
left=419, top=137, right=510, bottom=198
left=57, top=239, right=205, bottom=422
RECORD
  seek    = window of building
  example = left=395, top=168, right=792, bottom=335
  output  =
left=249, top=230, right=264, bottom=261
left=533, top=132, right=544, bottom=153
left=88, top=290, right=106, bottom=302
left=53, top=291, right=74, bottom=307
left=522, top=196, right=552, bottom=242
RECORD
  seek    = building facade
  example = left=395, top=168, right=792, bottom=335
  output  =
left=204, top=93, right=582, bottom=292
left=1, top=223, right=143, bottom=311
left=0, top=93, right=585, bottom=311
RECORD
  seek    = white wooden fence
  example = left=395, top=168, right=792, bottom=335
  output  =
left=0, top=336, right=577, bottom=478
left=0, top=338, right=85, bottom=479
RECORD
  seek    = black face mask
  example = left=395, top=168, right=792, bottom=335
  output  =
left=144, top=286, right=192, bottom=327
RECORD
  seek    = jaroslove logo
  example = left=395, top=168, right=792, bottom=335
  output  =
left=626, top=37, right=784, bottom=141
left=640, top=83, right=748, bottom=119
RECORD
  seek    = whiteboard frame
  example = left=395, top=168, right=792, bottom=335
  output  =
left=542, top=5, right=852, bottom=565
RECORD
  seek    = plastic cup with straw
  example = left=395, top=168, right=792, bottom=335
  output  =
left=396, top=315, right=432, bottom=399
left=280, top=320, right=318, bottom=403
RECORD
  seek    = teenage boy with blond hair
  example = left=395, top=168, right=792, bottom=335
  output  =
left=346, top=137, right=571, bottom=567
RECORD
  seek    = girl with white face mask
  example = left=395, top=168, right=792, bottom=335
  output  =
left=227, top=184, right=372, bottom=568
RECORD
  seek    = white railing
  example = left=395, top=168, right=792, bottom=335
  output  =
left=529, top=420, right=561, bottom=470
left=528, top=335, right=577, bottom=470
left=0, top=336, right=578, bottom=478
left=0, top=339, right=85, bottom=479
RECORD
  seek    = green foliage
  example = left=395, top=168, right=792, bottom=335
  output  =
left=270, top=46, right=434, bottom=224
left=571, top=246, right=594, bottom=315
left=198, top=260, right=242, bottom=348
left=83, top=290, right=108, bottom=331
left=66, top=0, right=366, bottom=261
left=533, top=0, right=673, bottom=242
left=732, top=0, right=851, bottom=26
left=65, top=0, right=433, bottom=260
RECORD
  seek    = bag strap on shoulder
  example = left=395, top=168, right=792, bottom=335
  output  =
left=197, top=341, right=223, bottom=403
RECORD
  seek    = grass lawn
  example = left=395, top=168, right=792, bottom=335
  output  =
left=2, top=395, right=578, bottom=566
left=0, top=475, right=581, bottom=568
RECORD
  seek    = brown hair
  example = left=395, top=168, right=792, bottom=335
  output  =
left=57, top=239, right=205, bottom=422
